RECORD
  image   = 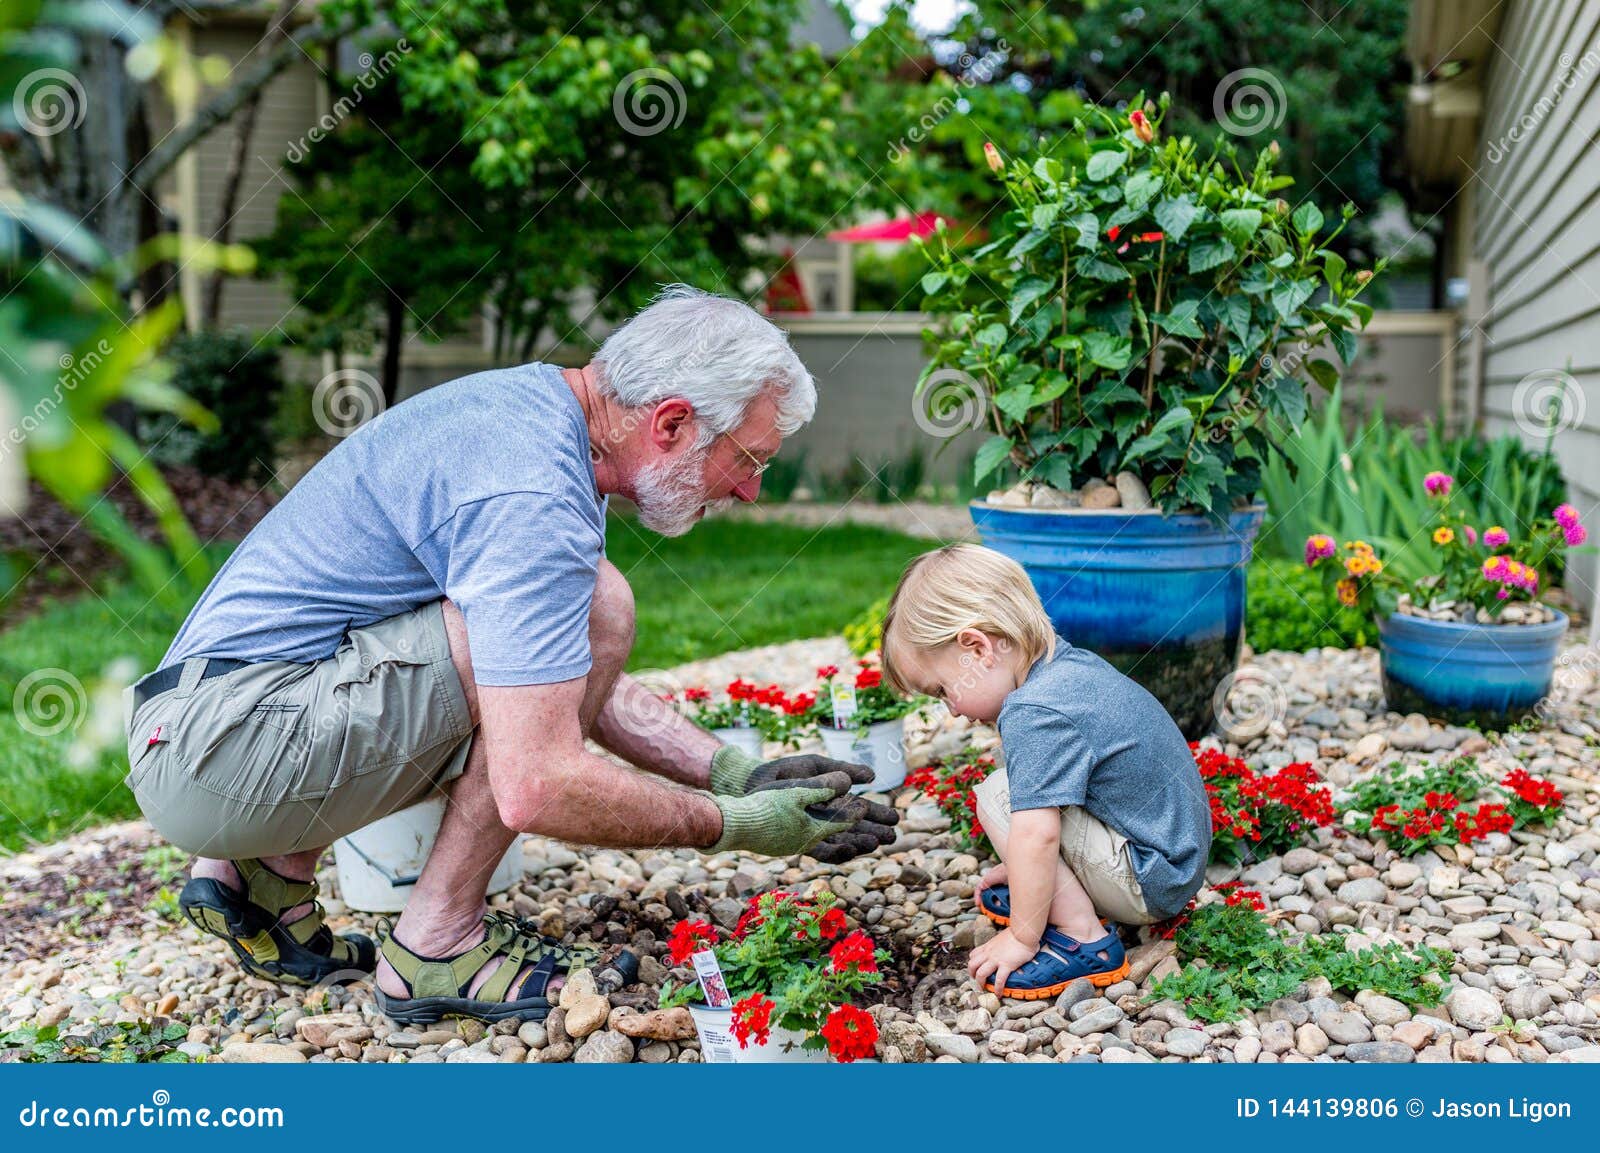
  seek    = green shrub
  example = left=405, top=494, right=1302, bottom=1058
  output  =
left=1246, top=555, right=1370, bottom=652
left=139, top=331, right=284, bottom=482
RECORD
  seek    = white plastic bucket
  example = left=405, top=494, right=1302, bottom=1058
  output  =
left=818, top=718, right=907, bottom=792
left=333, top=796, right=526, bottom=913
left=688, top=1005, right=829, bottom=1064
left=711, top=726, right=764, bottom=757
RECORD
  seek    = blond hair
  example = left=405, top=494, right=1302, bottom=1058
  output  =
left=880, top=544, right=1056, bottom=695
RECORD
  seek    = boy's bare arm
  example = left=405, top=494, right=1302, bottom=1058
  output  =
left=1005, top=807, right=1064, bottom=949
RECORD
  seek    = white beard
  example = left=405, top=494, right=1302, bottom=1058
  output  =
left=633, top=443, right=733, bottom=536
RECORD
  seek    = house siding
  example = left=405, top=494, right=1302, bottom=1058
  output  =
left=1471, top=0, right=1600, bottom=609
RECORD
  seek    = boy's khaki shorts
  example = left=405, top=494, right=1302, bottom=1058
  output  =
left=972, top=766, right=1155, bottom=925
left=121, top=601, right=475, bottom=860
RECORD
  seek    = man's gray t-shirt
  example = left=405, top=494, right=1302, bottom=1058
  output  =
left=998, top=639, right=1210, bottom=919
left=165, top=362, right=605, bottom=686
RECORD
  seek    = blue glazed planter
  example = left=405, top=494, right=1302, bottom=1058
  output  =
left=968, top=502, right=1265, bottom=737
left=1378, top=609, right=1568, bottom=727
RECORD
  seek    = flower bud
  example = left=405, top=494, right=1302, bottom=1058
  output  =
left=983, top=141, right=1003, bottom=172
left=1129, top=109, right=1154, bottom=144
left=1355, top=269, right=1373, bottom=285
left=1271, top=198, right=1289, bottom=216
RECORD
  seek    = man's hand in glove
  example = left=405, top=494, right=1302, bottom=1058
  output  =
left=709, top=763, right=899, bottom=861
left=711, top=746, right=878, bottom=796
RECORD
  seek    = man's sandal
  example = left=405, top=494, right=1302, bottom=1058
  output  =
left=981, top=926, right=1131, bottom=1001
left=374, top=912, right=640, bottom=1025
left=977, top=885, right=1112, bottom=933
left=179, top=858, right=376, bottom=987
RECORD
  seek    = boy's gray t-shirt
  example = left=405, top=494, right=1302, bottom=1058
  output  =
left=997, top=639, right=1211, bottom=918
left=165, top=362, right=606, bottom=686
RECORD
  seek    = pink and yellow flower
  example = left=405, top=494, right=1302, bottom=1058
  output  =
left=1304, top=534, right=1337, bottom=567
left=1423, top=471, right=1453, bottom=497
left=1565, top=523, right=1588, bottom=547
left=1483, top=525, right=1509, bottom=548
left=1553, top=503, right=1580, bottom=529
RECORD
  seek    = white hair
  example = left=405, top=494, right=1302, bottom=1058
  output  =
left=592, top=285, right=816, bottom=445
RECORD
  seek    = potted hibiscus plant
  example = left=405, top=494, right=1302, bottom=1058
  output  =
left=808, top=661, right=925, bottom=792
left=680, top=680, right=815, bottom=755
left=660, top=890, right=885, bottom=1063
left=1305, top=472, right=1586, bottom=725
left=914, top=97, right=1380, bottom=735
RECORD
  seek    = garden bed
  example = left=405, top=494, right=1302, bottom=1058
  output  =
left=3, top=639, right=1598, bottom=1065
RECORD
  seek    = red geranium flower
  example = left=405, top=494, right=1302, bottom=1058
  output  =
left=683, top=687, right=710, bottom=702
left=820, top=1004, right=878, bottom=1063
left=727, top=679, right=756, bottom=701
left=816, top=665, right=839, bottom=679
left=796, top=907, right=848, bottom=941
left=666, top=919, right=718, bottom=965
left=855, top=668, right=882, bottom=690
left=730, top=993, right=775, bottom=1049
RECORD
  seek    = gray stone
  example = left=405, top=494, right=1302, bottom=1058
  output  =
left=925, top=1032, right=978, bottom=1062
left=1315, top=1011, right=1372, bottom=1045
left=1068, top=1006, right=1126, bottom=1036
left=1281, top=848, right=1322, bottom=875
left=1260, top=1020, right=1294, bottom=1054
left=1113, top=471, right=1152, bottom=511
left=1505, top=986, right=1553, bottom=1021
left=1360, top=996, right=1411, bottom=1027
left=574, top=1030, right=635, bottom=1063
left=1163, top=1027, right=1206, bottom=1057
left=1336, top=877, right=1389, bottom=905
left=1343, top=1041, right=1415, bottom=1063
left=1446, top=987, right=1504, bottom=1031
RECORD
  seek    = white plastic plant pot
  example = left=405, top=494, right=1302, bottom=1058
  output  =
left=710, top=726, right=764, bottom=757
left=818, top=717, right=907, bottom=793
left=687, top=1005, right=829, bottom=1064
left=334, top=796, right=525, bottom=913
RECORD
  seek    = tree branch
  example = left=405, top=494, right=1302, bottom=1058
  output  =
left=124, top=12, right=356, bottom=197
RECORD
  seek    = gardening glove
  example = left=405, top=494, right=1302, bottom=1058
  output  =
left=710, top=771, right=899, bottom=859
left=709, top=745, right=876, bottom=797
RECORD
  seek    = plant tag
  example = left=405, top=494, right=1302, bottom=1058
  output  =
left=829, top=682, right=857, bottom=729
left=691, top=949, right=731, bottom=1009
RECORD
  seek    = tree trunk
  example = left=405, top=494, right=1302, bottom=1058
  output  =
left=382, top=287, right=406, bottom=406
left=200, top=0, right=298, bottom=329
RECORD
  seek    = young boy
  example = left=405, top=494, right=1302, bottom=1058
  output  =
left=881, top=544, right=1210, bottom=999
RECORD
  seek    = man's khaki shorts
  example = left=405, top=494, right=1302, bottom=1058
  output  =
left=122, top=601, right=474, bottom=860
left=972, top=766, right=1154, bottom=925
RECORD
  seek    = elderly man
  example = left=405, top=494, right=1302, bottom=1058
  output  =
left=122, top=286, right=896, bottom=1025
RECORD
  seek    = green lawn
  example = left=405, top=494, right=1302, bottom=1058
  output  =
left=0, top=516, right=934, bottom=852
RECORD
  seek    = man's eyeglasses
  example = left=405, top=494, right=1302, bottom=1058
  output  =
left=724, top=435, right=771, bottom=479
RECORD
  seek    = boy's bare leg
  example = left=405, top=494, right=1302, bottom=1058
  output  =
left=976, top=796, right=1105, bottom=942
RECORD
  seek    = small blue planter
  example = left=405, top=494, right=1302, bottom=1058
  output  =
left=968, top=502, right=1265, bottom=737
left=1378, top=609, right=1568, bottom=727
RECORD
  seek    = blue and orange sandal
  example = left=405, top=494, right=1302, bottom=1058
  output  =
left=981, top=926, right=1131, bottom=1001
left=977, top=885, right=1112, bottom=933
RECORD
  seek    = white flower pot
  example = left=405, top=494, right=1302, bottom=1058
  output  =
left=710, top=726, right=764, bottom=757
left=818, top=717, right=907, bottom=792
left=687, top=1005, right=829, bottom=1064
left=333, top=796, right=525, bottom=913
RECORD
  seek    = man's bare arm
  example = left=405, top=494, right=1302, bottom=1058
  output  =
left=590, top=671, right=721, bottom=788
left=480, top=677, right=721, bottom=848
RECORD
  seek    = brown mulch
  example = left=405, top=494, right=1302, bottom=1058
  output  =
left=0, top=467, right=281, bottom=629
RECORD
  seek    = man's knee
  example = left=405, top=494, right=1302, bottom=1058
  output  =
left=591, top=559, right=635, bottom=657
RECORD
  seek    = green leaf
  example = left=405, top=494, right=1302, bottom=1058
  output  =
left=1271, top=278, right=1316, bottom=320
left=993, top=385, right=1035, bottom=423
left=1154, top=299, right=1203, bottom=338
left=1067, top=211, right=1100, bottom=248
left=919, top=271, right=948, bottom=296
left=1151, top=405, right=1194, bottom=438
left=1086, top=149, right=1128, bottom=181
left=1214, top=295, right=1252, bottom=336
left=1153, top=195, right=1199, bottom=242
left=1258, top=376, right=1308, bottom=426
left=973, top=435, right=1014, bottom=483
left=1305, top=358, right=1341, bottom=391
left=1188, top=237, right=1236, bottom=273
left=1082, top=331, right=1133, bottom=370
left=1031, top=370, right=1072, bottom=405
left=1322, top=250, right=1347, bottom=291
left=1031, top=202, right=1061, bottom=230
left=1008, top=276, right=1054, bottom=324
left=1078, top=255, right=1129, bottom=282
left=1218, top=208, right=1263, bottom=244
left=1330, top=326, right=1358, bottom=364
left=1008, top=228, right=1049, bottom=258
left=1292, top=202, right=1325, bottom=236
left=1124, top=171, right=1161, bottom=210
left=975, top=322, right=1007, bottom=348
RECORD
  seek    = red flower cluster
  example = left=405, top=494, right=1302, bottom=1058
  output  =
left=684, top=687, right=710, bottom=702
left=1193, top=744, right=1335, bottom=863
left=732, top=890, right=799, bottom=938
left=1502, top=768, right=1562, bottom=810
left=795, top=907, right=848, bottom=941
left=667, top=919, right=718, bottom=965
left=829, top=930, right=878, bottom=974
left=905, top=754, right=995, bottom=853
left=730, top=993, right=774, bottom=1049
left=855, top=667, right=883, bottom=690
left=820, top=1003, right=878, bottom=1063
left=782, top=691, right=816, bottom=716
left=1454, top=802, right=1514, bottom=844
left=815, top=665, right=839, bottom=679
left=1215, top=881, right=1266, bottom=911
